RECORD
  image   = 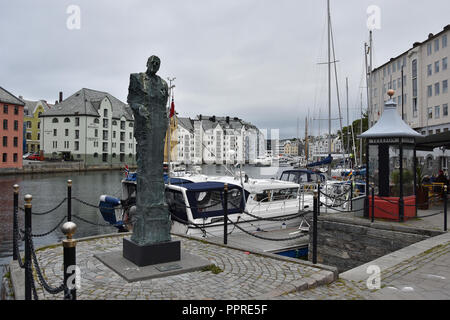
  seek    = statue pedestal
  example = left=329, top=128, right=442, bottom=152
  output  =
left=123, top=238, right=180, bottom=267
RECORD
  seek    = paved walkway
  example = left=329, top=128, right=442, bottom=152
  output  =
left=278, top=232, right=450, bottom=300
left=10, top=233, right=336, bottom=300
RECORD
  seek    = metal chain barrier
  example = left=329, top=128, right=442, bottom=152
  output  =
left=72, top=197, right=101, bottom=209
left=72, top=214, right=118, bottom=227
left=20, top=216, right=67, bottom=238
left=28, top=233, right=66, bottom=296
left=226, top=217, right=309, bottom=241
left=18, top=197, right=67, bottom=215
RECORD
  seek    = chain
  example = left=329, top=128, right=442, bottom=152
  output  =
left=72, top=214, right=117, bottom=227
left=226, top=217, right=310, bottom=241
left=20, top=216, right=67, bottom=238
left=18, top=198, right=67, bottom=216
left=13, top=215, right=25, bottom=268
left=29, top=233, right=66, bottom=295
left=72, top=197, right=101, bottom=209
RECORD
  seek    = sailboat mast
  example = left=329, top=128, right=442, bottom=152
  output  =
left=346, top=77, right=350, bottom=164
left=327, top=0, right=332, bottom=176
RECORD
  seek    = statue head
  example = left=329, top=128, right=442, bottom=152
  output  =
left=146, top=55, right=161, bottom=75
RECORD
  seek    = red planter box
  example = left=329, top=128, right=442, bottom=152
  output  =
left=368, top=195, right=416, bottom=222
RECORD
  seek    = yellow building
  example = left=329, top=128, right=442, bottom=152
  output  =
left=23, top=99, right=50, bottom=153
left=164, top=115, right=178, bottom=162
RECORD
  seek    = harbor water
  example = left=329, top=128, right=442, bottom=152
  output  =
left=0, top=164, right=291, bottom=267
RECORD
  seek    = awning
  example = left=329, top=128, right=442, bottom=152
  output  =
left=415, top=131, right=450, bottom=151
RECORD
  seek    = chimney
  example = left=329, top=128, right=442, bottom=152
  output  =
left=59, top=91, right=63, bottom=103
left=226, top=116, right=230, bottom=124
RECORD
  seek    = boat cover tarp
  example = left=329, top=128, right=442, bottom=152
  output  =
left=306, top=156, right=333, bottom=168
left=182, top=182, right=249, bottom=219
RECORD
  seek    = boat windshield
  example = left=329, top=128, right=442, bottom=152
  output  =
left=255, top=188, right=298, bottom=202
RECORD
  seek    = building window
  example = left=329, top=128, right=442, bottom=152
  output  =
left=26, top=132, right=32, bottom=139
left=103, top=119, right=108, bottom=128
left=120, top=121, right=125, bottom=130
left=2, top=136, right=7, bottom=147
left=444, top=35, right=448, bottom=48
left=113, top=131, right=116, bottom=139
left=94, top=129, right=98, bottom=137
left=435, top=38, right=440, bottom=52
left=26, top=121, right=32, bottom=129
left=14, top=120, right=18, bottom=131
left=428, top=107, right=433, bottom=119
left=52, top=118, right=58, bottom=123
left=94, top=118, right=99, bottom=124
left=129, top=122, right=133, bottom=127
left=53, top=141, right=57, bottom=148
left=75, top=130, right=79, bottom=139
left=3, top=105, right=8, bottom=114
left=104, top=109, right=108, bottom=117
left=93, top=152, right=98, bottom=158
left=427, top=43, right=432, bottom=56
left=444, top=104, right=448, bottom=117
left=3, top=119, right=8, bottom=130
left=64, top=141, right=69, bottom=148
left=65, top=129, right=69, bottom=136
left=14, top=106, right=18, bottom=115
left=428, top=85, right=433, bottom=97
left=13, top=137, right=18, bottom=147
left=103, top=130, right=108, bottom=140
left=444, top=80, right=448, bottom=94
left=75, top=117, right=80, bottom=127
left=427, top=64, right=432, bottom=76
left=435, top=105, right=440, bottom=119
left=53, top=129, right=57, bottom=136
left=64, top=117, right=70, bottom=123
left=13, top=153, right=17, bottom=163
left=2, top=153, right=7, bottom=162
left=102, top=142, right=108, bottom=152
left=435, top=61, right=440, bottom=73
left=75, top=141, right=79, bottom=151
left=435, top=82, right=440, bottom=96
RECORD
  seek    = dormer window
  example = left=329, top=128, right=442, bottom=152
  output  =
left=52, top=118, right=59, bottom=123
left=64, top=118, right=70, bottom=123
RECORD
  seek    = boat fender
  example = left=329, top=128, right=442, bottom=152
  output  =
left=99, top=195, right=121, bottom=225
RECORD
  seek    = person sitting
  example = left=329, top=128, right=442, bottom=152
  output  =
left=436, top=170, right=449, bottom=195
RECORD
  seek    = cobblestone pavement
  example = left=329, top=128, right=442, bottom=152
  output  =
left=30, top=234, right=334, bottom=300
left=279, top=238, right=450, bottom=300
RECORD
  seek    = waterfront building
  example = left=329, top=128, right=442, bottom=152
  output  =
left=282, top=139, right=301, bottom=157
left=40, top=88, right=136, bottom=166
left=22, top=99, right=51, bottom=153
left=370, top=24, right=450, bottom=135
left=308, top=134, right=342, bottom=162
left=370, top=25, right=450, bottom=175
left=177, top=115, right=265, bottom=165
left=0, top=86, right=25, bottom=168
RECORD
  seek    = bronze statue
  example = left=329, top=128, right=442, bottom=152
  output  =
left=127, top=55, right=171, bottom=245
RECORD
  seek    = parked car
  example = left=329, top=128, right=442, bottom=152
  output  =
left=26, top=152, right=42, bottom=161
left=22, top=152, right=32, bottom=159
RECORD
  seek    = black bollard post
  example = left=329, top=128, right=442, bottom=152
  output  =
left=399, top=198, right=404, bottom=223
left=312, top=190, right=318, bottom=264
left=24, top=194, right=32, bottom=300
left=223, top=183, right=228, bottom=245
left=62, top=222, right=77, bottom=300
left=349, top=180, right=353, bottom=212
left=371, top=186, right=375, bottom=223
left=13, top=184, right=19, bottom=261
left=444, top=185, right=447, bottom=232
left=67, top=180, right=72, bottom=222
left=317, top=182, right=321, bottom=216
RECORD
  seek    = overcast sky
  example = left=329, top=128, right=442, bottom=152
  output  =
left=1, top=0, right=450, bottom=139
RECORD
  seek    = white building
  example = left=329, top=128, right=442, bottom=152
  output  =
left=175, top=115, right=265, bottom=165
left=308, top=134, right=342, bottom=161
left=370, top=24, right=450, bottom=135
left=40, top=88, right=136, bottom=165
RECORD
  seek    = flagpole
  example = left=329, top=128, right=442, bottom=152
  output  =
left=167, top=77, right=176, bottom=185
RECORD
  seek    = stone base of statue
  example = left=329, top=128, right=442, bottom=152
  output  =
left=95, top=236, right=212, bottom=283
left=122, top=238, right=180, bottom=267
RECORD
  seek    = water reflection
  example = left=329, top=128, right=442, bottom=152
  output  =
left=0, top=165, right=287, bottom=267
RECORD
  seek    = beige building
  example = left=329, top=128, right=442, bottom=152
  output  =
left=370, top=25, right=450, bottom=135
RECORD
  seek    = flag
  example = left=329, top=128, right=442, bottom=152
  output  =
left=124, top=165, right=129, bottom=177
left=169, top=98, right=175, bottom=118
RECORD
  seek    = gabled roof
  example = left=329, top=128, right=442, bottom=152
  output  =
left=178, top=117, right=194, bottom=132
left=23, top=99, right=51, bottom=116
left=0, top=86, right=25, bottom=106
left=41, top=88, right=132, bottom=120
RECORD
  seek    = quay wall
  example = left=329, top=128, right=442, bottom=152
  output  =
left=0, top=162, right=137, bottom=176
left=308, top=215, right=443, bottom=273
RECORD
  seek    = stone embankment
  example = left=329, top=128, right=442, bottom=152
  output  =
left=0, top=162, right=136, bottom=175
